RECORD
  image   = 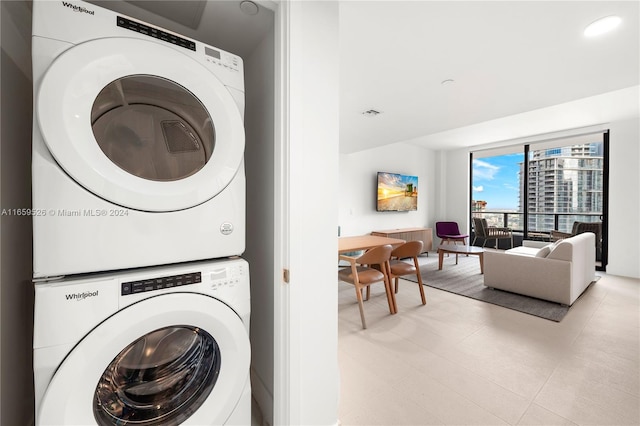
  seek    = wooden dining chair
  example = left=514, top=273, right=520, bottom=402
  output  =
left=338, top=244, right=394, bottom=329
left=388, top=241, right=426, bottom=307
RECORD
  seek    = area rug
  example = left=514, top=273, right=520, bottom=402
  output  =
left=402, top=254, right=599, bottom=322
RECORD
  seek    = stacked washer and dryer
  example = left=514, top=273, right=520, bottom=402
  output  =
left=31, top=1, right=251, bottom=424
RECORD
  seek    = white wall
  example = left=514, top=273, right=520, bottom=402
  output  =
left=435, top=148, right=471, bottom=236
left=338, top=142, right=436, bottom=237
left=607, top=117, right=640, bottom=278
left=439, top=118, right=640, bottom=279
left=0, top=1, right=35, bottom=424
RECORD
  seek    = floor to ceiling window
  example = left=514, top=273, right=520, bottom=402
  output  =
left=471, top=150, right=524, bottom=231
left=471, top=131, right=608, bottom=270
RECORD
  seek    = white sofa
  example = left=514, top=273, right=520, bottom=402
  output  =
left=483, top=232, right=596, bottom=305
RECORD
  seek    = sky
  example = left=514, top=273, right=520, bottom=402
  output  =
left=472, top=153, right=523, bottom=211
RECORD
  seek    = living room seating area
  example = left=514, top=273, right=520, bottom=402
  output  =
left=483, top=232, right=596, bottom=305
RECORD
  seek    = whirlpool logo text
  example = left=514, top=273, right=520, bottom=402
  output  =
left=65, top=290, right=99, bottom=301
left=61, top=2, right=95, bottom=15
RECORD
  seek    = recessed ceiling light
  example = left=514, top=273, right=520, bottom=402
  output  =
left=584, top=15, right=621, bottom=37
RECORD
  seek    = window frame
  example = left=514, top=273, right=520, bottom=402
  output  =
left=469, top=130, right=609, bottom=270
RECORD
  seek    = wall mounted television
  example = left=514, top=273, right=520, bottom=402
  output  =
left=376, top=172, right=418, bottom=212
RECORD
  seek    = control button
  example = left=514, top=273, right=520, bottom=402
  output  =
left=121, top=282, right=132, bottom=295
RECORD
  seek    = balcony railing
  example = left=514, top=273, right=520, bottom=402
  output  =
left=471, top=211, right=602, bottom=238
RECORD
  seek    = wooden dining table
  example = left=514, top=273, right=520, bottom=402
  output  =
left=338, top=235, right=406, bottom=254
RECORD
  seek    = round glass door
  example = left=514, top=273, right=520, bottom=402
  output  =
left=36, top=37, right=244, bottom=212
left=37, top=293, right=250, bottom=425
left=94, top=326, right=220, bottom=425
left=92, top=76, right=215, bottom=182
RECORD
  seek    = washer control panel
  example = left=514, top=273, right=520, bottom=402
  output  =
left=121, top=272, right=202, bottom=295
left=208, top=264, right=244, bottom=290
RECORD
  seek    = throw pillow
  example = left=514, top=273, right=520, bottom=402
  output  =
left=535, top=245, right=552, bottom=258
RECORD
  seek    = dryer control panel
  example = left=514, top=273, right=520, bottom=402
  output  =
left=116, top=15, right=241, bottom=73
left=204, top=47, right=241, bottom=73
left=117, top=16, right=196, bottom=51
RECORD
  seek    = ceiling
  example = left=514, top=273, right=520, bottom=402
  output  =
left=339, top=1, right=640, bottom=153
left=88, top=1, right=639, bottom=154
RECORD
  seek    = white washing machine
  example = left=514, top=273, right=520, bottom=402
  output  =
left=32, top=0, right=246, bottom=278
left=33, top=257, right=251, bottom=425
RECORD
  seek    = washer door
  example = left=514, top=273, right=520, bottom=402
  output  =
left=36, top=38, right=244, bottom=212
left=38, top=293, right=250, bottom=425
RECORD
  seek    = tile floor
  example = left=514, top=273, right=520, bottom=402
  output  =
left=338, top=256, right=640, bottom=425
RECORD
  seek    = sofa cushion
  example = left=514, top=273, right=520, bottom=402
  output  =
left=506, top=246, right=539, bottom=257
left=506, top=245, right=552, bottom=257
left=535, top=245, right=552, bottom=258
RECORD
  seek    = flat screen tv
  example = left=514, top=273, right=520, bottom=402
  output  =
left=376, top=172, right=418, bottom=212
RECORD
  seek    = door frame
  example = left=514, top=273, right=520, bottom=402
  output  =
left=272, top=2, right=340, bottom=425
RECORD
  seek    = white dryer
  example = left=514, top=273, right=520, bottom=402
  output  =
left=33, top=257, right=251, bottom=425
left=32, top=0, right=246, bottom=278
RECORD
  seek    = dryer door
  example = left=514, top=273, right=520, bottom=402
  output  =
left=36, top=38, right=244, bottom=212
left=37, top=293, right=250, bottom=425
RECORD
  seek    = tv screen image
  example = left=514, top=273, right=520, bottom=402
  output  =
left=376, top=172, right=418, bottom=212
